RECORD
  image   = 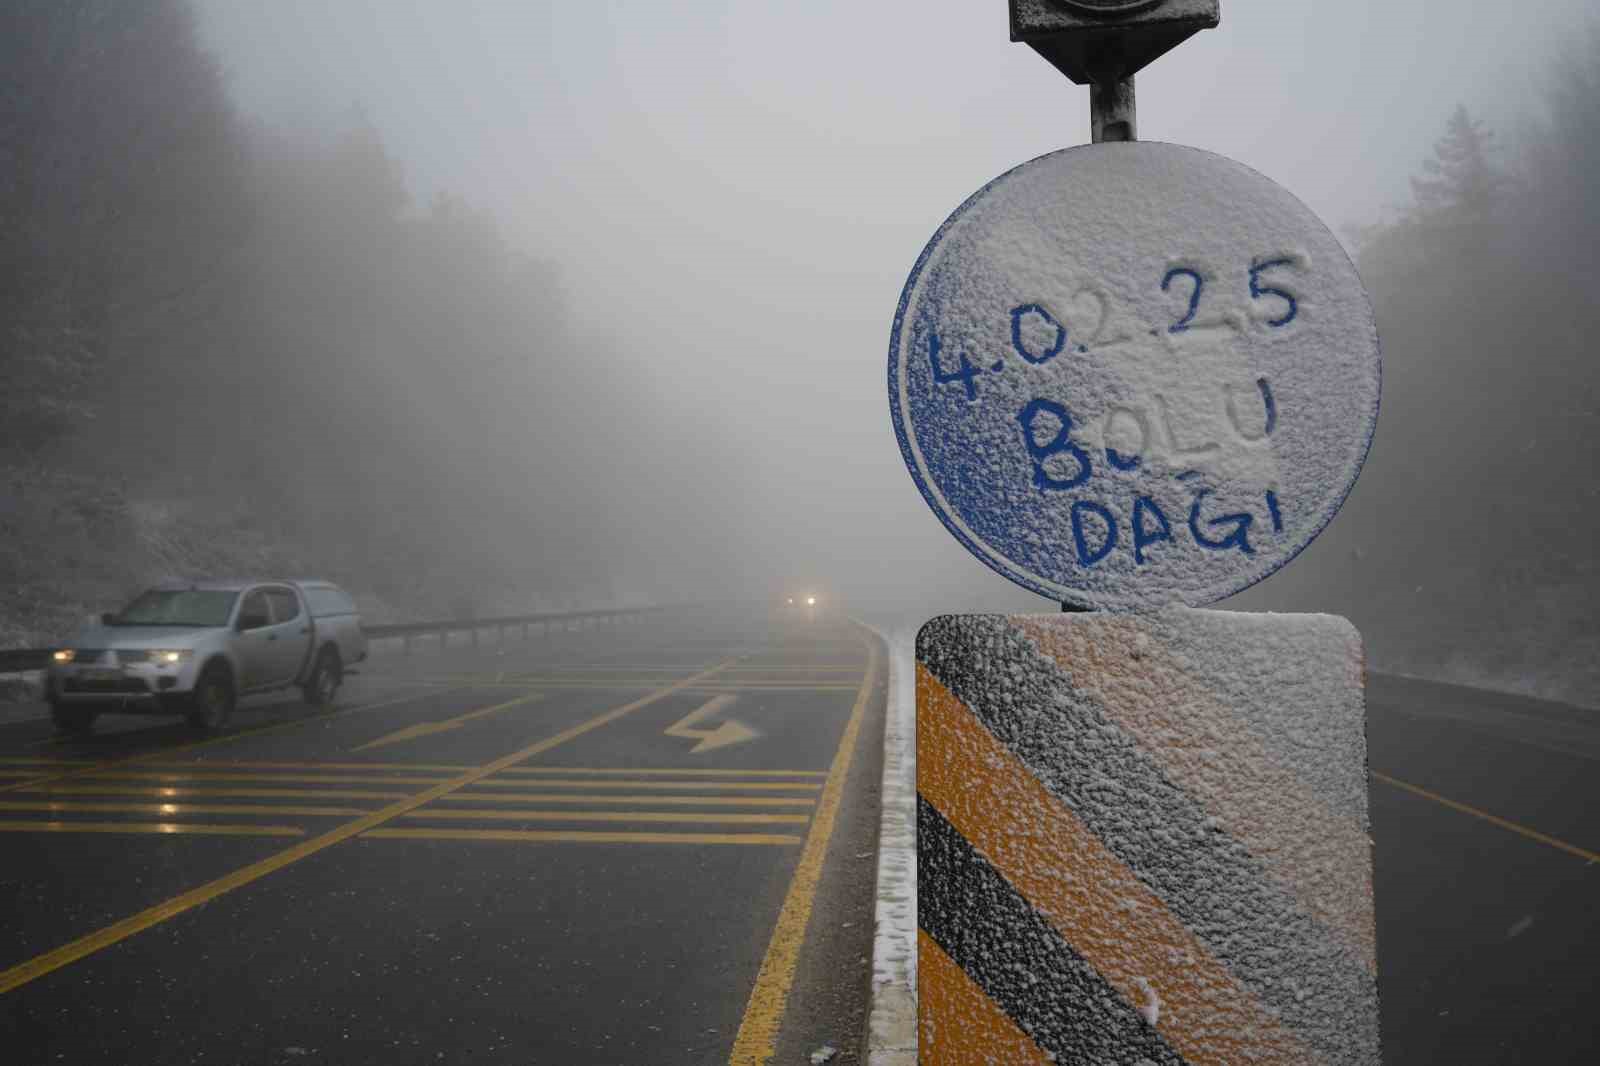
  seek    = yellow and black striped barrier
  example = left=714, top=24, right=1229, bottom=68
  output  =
left=917, top=609, right=1380, bottom=1065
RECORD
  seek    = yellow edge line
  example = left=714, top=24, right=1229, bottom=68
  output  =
left=0, top=801, right=369, bottom=818
left=0, top=820, right=303, bottom=838
left=728, top=626, right=879, bottom=1064
left=472, top=779, right=821, bottom=792
left=390, top=679, right=857, bottom=692
left=436, top=793, right=816, bottom=808
left=22, top=785, right=412, bottom=801
left=401, top=809, right=810, bottom=825
left=467, top=665, right=863, bottom=673
left=0, top=685, right=468, bottom=796
left=121, top=761, right=826, bottom=779
left=500, top=767, right=827, bottom=778
left=86, top=773, right=465, bottom=787
left=0, top=659, right=736, bottom=996
left=20, top=785, right=816, bottom=807
left=363, top=828, right=800, bottom=846
left=128, top=758, right=825, bottom=777
left=137, top=760, right=471, bottom=773
left=1373, top=771, right=1600, bottom=864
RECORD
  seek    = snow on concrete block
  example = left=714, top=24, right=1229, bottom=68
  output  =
left=916, top=607, right=1379, bottom=1065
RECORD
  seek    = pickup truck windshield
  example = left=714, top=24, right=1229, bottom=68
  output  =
left=113, top=590, right=239, bottom=627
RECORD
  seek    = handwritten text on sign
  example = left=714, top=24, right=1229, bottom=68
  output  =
left=929, top=257, right=1298, bottom=567
left=888, top=143, right=1380, bottom=608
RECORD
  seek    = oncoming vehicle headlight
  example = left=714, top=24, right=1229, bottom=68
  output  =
left=147, top=649, right=193, bottom=666
left=806, top=596, right=817, bottom=607
left=52, top=649, right=75, bottom=664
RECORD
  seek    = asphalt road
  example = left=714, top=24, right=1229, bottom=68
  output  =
left=2, top=607, right=1595, bottom=1064
left=1366, top=674, right=1599, bottom=1065
left=0, top=605, right=887, bottom=1065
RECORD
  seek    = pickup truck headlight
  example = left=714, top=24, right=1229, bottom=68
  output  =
left=52, top=649, right=75, bottom=664
left=146, top=649, right=193, bottom=666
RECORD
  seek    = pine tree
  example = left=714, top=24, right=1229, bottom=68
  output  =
left=1408, top=105, right=1505, bottom=235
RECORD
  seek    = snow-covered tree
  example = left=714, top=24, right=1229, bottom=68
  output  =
left=1408, top=105, right=1507, bottom=245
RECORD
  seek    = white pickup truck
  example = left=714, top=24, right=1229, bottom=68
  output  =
left=46, top=579, right=368, bottom=734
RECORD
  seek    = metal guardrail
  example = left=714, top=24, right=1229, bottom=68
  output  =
left=0, top=606, right=668, bottom=670
left=363, top=606, right=666, bottom=653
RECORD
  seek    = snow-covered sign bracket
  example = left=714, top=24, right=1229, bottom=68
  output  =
left=889, top=141, right=1379, bottom=610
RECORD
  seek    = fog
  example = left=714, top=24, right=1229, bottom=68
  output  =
left=4, top=1, right=1596, bottom=700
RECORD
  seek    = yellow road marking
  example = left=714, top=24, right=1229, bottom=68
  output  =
left=1373, top=771, right=1600, bottom=864
left=708, top=685, right=861, bottom=692
left=122, top=760, right=826, bottom=778
left=460, top=665, right=863, bottom=673
left=729, top=627, right=879, bottom=1064
left=727, top=666, right=864, bottom=672
left=86, top=772, right=461, bottom=787
left=0, top=771, right=48, bottom=779
left=0, top=658, right=738, bottom=996
left=664, top=695, right=758, bottom=754
left=0, top=801, right=368, bottom=818
left=402, top=809, right=809, bottom=825
left=0, top=820, right=304, bottom=838
left=381, top=678, right=858, bottom=692
left=351, top=693, right=547, bottom=752
left=22, top=784, right=411, bottom=801
left=499, top=767, right=827, bottom=778
left=137, top=760, right=471, bottom=773
left=0, top=685, right=467, bottom=797
left=436, top=793, right=815, bottom=808
left=0, top=758, right=82, bottom=766
left=363, top=827, right=801, bottom=846
left=472, top=778, right=820, bottom=792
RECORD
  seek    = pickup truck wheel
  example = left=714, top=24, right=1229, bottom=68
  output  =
left=50, top=704, right=96, bottom=736
left=186, top=666, right=235, bottom=731
left=303, top=648, right=342, bottom=708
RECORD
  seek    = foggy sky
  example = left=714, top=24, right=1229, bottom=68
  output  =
left=194, top=0, right=1593, bottom=613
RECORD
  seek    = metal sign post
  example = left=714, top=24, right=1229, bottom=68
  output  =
left=894, top=4, right=1384, bottom=1062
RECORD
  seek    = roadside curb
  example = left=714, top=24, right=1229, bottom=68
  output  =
left=854, top=620, right=916, bottom=1065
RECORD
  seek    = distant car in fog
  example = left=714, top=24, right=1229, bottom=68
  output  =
left=779, top=591, right=825, bottom=613
left=46, top=579, right=367, bottom=735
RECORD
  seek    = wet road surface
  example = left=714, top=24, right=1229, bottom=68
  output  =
left=0, top=605, right=885, bottom=1065
left=2, top=607, right=1595, bottom=1064
left=1367, top=674, right=1599, bottom=1064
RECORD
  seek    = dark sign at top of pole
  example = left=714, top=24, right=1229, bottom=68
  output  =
left=1009, top=0, right=1220, bottom=84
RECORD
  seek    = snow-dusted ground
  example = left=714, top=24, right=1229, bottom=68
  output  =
left=855, top=619, right=916, bottom=1066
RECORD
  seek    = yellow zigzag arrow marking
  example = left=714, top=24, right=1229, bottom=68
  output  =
left=664, top=695, right=757, bottom=754
left=352, top=694, right=545, bottom=752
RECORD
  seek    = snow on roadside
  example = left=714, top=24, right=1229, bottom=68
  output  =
left=857, top=619, right=916, bottom=1066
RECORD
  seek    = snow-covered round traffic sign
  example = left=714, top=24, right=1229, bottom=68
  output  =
left=888, top=142, right=1380, bottom=609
